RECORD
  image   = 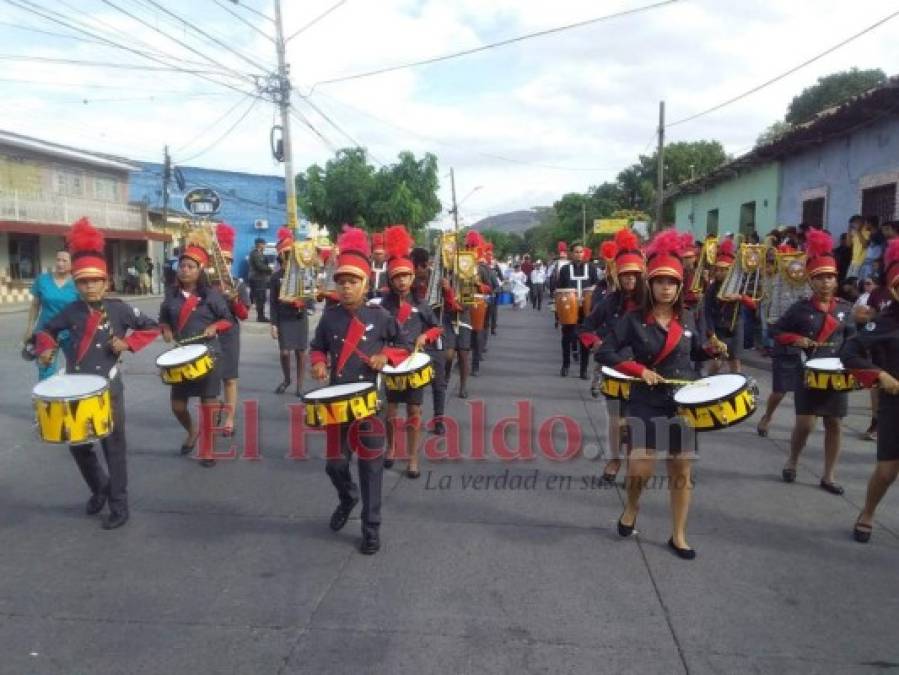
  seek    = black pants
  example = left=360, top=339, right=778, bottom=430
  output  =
left=531, top=282, right=544, bottom=310
left=325, top=417, right=385, bottom=535
left=251, top=280, right=268, bottom=320
left=488, top=294, right=498, bottom=333
left=472, top=329, right=486, bottom=369
left=70, top=388, right=127, bottom=512
left=426, top=347, right=447, bottom=418
left=561, top=325, right=587, bottom=373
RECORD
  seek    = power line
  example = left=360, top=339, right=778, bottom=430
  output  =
left=307, top=0, right=680, bottom=91
left=289, top=109, right=339, bottom=153
left=291, top=93, right=386, bottom=166
left=0, top=18, right=107, bottom=43
left=219, top=0, right=275, bottom=25
left=174, top=94, right=257, bottom=154
left=666, top=7, right=899, bottom=127
left=285, top=0, right=346, bottom=43
left=177, top=96, right=262, bottom=163
left=211, top=0, right=274, bottom=42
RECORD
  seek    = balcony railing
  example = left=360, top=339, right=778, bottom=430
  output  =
left=0, top=190, right=146, bottom=230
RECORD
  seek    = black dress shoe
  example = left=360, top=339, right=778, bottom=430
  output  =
left=560, top=367, right=568, bottom=377
left=200, top=458, right=216, bottom=468
left=360, top=531, right=380, bottom=555
left=86, top=490, right=108, bottom=516
left=406, top=468, right=421, bottom=479
left=102, top=510, right=129, bottom=530
left=179, top=442, right=196, bottom=456
left=329, top=498, right=358, bottom=532
left=433, top=420, right=446, bottom=436
left=781, top=467, right=796, bottom=483
left=617, top=513, right=637, bottom=537
left=458, top=389, right=468, bottom=399
left=383, top=458, right=394, bottom=469
left=579, top=372, right=589, bottom=380
left=668, top=538, right=696, bottom=560
left=471, top=367, right=480, bottom=377
left=275, top=381, right=290, bottom=394
left=820, top=479, right=844, bottom=495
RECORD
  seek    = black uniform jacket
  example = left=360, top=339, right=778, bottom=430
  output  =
left=771, top=297, right=856, bottom=359
left=380, top=291, right=441, bottom=343
left=839, top=303, right=899, bottom=387
left=158, top=286, right=233, bottom=349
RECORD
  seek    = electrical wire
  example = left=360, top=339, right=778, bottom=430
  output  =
left=285, top=0, right=346, bottom=43
left=289, top=109, right=339, bottom=153
left=666, top=7, right=899, bottom=127
left=219, top=0, right=275, bottom=25
left=177, top=96, right=262, bottom=163
left=307, top=0, right=680, bottom=91
left=291, top=93, right=385, bottom=165
left=211, top=0, right=274, bottom=42
left=173, top=94, right=257, bottom=154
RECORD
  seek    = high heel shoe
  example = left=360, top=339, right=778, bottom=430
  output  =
left=275, top=381, right=290, bottom=394
left=617, top=512, right=637, bottom=537
left=756, top=417, right=770, bottom=437
left=668, top=538, right=696, bottom=560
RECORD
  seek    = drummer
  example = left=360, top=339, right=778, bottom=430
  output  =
left=308, top=226, right=411, bottom=555
left=441, top=235, right=473, bottom=400
left=33, top=218, right=159, bottom=530
left=580, top=228, right=645, bottom=482
left=380, top=225, right=442, bottom=478
left=840, top=237, right=899, bottom=543
left=597, top=230, right=725, bottom=560
left=704, top=237, right=751, bottom=374
left=411, top=246, right=450, bottom=435
left=158, top=230, right=234, bottom=467
left=557, top=241, right=601, bottom=379
left=269, top=227, right=310, bottom=397
left=212, top=223, right=250, bottom=437
left=771, top=230, right=855, bottom=494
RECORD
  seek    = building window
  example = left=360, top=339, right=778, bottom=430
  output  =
left=802, top=197, right=825, bottom=229
left=739, top=201, right=756, bottom=237
left=706, top=209, right=719, bottom=236
left=861, top=183, right=897, bottom=227
left=55, top=169, right=85, bottom=197
left=8, top=233, right=39, bottom=280
left=94, top=176, right=118, bottom=201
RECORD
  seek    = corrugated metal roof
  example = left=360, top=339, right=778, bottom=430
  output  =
left=0, top=129, right=140, bottom=173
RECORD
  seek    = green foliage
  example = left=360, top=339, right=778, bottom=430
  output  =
left=755, top=119, right=793, bottom=147
left=296, top=148, right=442, bottom=238
left=785, top=68, right=887, bottom=125
left=479, top=229, right=527, bottom=259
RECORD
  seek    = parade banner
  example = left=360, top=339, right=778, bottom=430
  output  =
left=593, top=218, right=630, bottom=234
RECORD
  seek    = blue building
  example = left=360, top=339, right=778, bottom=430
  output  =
left=129, top=162, right=288, bottom=279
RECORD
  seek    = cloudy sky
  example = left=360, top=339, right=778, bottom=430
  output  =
left=2, top=0, right=898, bottom=227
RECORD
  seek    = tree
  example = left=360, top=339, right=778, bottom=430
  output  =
left=296, top=148, right=442, bottom=238
left=755, top=120, right=792, bottom=147
left=785, top=68, right=887, bottom=125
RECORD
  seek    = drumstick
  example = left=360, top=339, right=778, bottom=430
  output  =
left=175, top=333, right=210, bottom=347
left=617, top=374, right=709, bottom=386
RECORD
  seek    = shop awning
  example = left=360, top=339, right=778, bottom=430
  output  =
left=0, top=221, right=171, bottom=241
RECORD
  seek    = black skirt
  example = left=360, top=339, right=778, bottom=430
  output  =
left=218, top=325, right=240, bottom=380
left=876, top=395, right=899, bottom=462
left=170, top=365, right=222, bottom=401
left=626, top=399, right=697, bottom=455
left=385, top=387, right=425, bottom=406
left=794, top=385, right=848, bottom=418
left=714, top=324, right=743, bottom=360
left=771, top=355, right=803, bottom=393
left=442, top=320, right=471, bottom=351
left=276, top=316, right=308, bottom=351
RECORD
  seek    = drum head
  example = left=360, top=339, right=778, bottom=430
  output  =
left=805, top=357, right=843, bottom=371
left=601, top=366, right=629, bottom=380
left=156, top=344, right=208, bottom=367
left=304, top=382, right=373, bottom=401
left=382, top=351, right=431, bottom=374
left=32, top=374, right=108, bottom=399
left=674, top=374, right=747, bottom=405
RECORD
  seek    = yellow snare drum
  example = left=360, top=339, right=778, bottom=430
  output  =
left=674, top=374, right=759, bottom=432
left=303, top=382, right=379, bottom=427
left=156, top=344, right=214, bottom=384
left=599, top=366, right=631, bottom=400
left=804, top=358, right=858, bottom=392
left=382, top=352, right=434, bottom=391
left=32, top=374, right=112, bottom=444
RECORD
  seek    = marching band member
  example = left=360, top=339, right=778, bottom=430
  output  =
left=581, top=229, right=645, bottom=482
left=471, top=234, right=499, bottom=375
left=411, top=246, right=449, bottom=435
left=441, top=244, right=473, bottom=400
left=557, top=241, right=600, bottom=379
left=369, top=232, right=389, bottom=299
left=269, top=227, right=309, bottom=397
left=548, top=241, right=569, bottom=329
left=212, top=223, right=250, bottom=437
left=34, top=218, right=159, bottom=529
left=380, top=226, right=442, bottom=477
left=772, top=230, right=855, bottom=494
left=597, top=230, right=725, bottom=560
left=704, top=238, right=750, bottom=374
left=309, top=226, right=411, bottom=555
left=158, top=230, right=233, bottom=467
left=840, top=238, right=899, bottom=543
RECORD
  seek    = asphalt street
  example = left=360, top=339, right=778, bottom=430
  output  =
left=0, top=298, right=897, bottom=674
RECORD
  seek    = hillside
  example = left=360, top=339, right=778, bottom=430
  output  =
left=472, top=209, right=542, bottom=234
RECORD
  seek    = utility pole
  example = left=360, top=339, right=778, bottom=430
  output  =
left=162, top=145, right=171, bottom=231
left=655, top=100, right=665, bottom=233
left=581, top=199, right=586, bottom=245
left=272, top=0, right=298, bottom=231
left=450, top=167, right=459, bottom=233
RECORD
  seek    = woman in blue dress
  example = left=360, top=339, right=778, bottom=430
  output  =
left=22, top=249, right=78, bottom=379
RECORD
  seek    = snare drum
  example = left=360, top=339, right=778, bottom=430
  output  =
left=382, top=352, right=434, bottom=391
left=582, top=288, right=595, bottom=316
left=156, top=344, right=214, bottom=384
left=674, top=374, right=758, bottom=432
left=32, top=374, right=112, bottom=444
left=303, top=382, right=379, bottom=427
left=804, top=357, right=858, bottom=392
left=554, top=289, right=578, bottom=325
left=599, top=366, right=632, bottom=400
left=470, top=294, right=488, bottom=331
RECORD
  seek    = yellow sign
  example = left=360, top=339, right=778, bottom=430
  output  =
left=593, top=218, right=630, bottom=234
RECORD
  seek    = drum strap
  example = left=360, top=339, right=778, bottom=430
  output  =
left=177, top=294, right=200, bottom=333
left=76, top=308, right=103, bottom=364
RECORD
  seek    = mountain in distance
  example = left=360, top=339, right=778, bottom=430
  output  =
left=471, top=209, right=543, bottom=234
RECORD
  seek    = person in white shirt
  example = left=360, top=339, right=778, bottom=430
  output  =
left=509, top=264, right=529, bottom=308
left=530, top=262, right=547, bottom=310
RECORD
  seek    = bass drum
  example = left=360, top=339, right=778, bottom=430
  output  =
left=554, top=289, right=578, bottom=325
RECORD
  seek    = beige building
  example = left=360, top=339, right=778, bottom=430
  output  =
left=0, top=130, right=170, bottom=303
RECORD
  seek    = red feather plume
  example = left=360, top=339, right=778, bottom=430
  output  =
left=216, top=222, right=235, bottom=251
left=614, top=228, right=638, bottom=252
left=718, top=237, right=735, bottom=258
left=885, top=238, right=899, bottom=270
left=276, top=226, right=293, bottom=242
left=67, top=217, right=105, bottom=255
left=776, top=243, right=795, bottom=254
left=599, top=241, right=618, bottom=261
left=384, top=224, right=413, bottom=259
left=805, top=229, right=833, bottom=258
left=646, top=229, right=683, bottom=259
left=465, top=230, right=482, bottom=248
left=337, top=225, right=370, bottom=257
left=678, top=232, right=695, bottom=255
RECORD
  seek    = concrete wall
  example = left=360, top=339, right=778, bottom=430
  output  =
left=130, top=163, right=287, bottom=281
left=673, top=162, right=781, bottom=238
left=778, top=116, right=899, bottom=235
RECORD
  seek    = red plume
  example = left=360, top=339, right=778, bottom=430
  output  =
left=614, top=228, right=638, bottom=252
left=67, top=217, right=105, bottom=255
left=276, top=226, right=292, bottom=243
left=718, top=237, right=735, bottom=258
left=776, top=243, right=795, bottom=254
left=805, top=229, right=833, bottom=258
left=384, top=224, right=413, bottom=259
left=465, top=230, right=482, bottom=248
left=216, top=222, right=235, bottom=252
left=678, top=232, right=695, bottom=255
left=646, top=229, right=683, bottom=259
left=337, top=224, right=370, bottom=257
left=886, top=238, right=899, bottom=270
left=599, top=241, right=618, bottom=261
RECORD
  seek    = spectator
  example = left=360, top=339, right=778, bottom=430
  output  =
left=135, top=254, right=150, bottom=294
left=22, top=250, right=78, bottom=380
left=530, top=261, right=546, bottom=310
left=834, top=232, right=852, bottom=284
left=856, top=277, right=877, bottom=308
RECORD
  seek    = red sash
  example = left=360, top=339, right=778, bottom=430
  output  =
left=651, top=315, right=684, bottom=367
left=336, top=315, right=366, bottom=375
left=814, top=299, right=839, bottom=345
left=177, top=294, right=199, bottom=333
left=76, top=309, right=102, bottom=364
left=396, top=300, right=413, bottom=326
